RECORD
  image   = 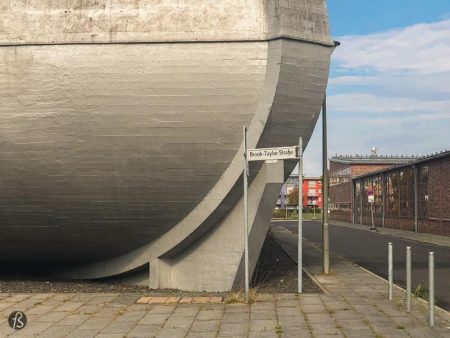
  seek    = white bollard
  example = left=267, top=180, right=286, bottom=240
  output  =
left=429, top=252, right=435, bottom=327
left=388, top=242, right=393, bottom=300
left=406, top=246, right=411, bottom=311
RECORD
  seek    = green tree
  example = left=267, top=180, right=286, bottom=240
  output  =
left=287, top=187, right=299, bottom=211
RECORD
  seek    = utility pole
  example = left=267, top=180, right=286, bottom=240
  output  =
left=321, top=40, right=340, bottom=275
left=322, top=96, right=330, bottom=275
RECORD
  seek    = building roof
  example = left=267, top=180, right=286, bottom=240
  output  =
left=353, top=150, right=450, bottom=180
left=330, top=154, right=418, bottom=165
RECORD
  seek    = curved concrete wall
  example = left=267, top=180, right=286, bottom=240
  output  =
left=0, top=0, right=333, bottom=290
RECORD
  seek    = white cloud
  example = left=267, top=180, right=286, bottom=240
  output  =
left=302, top=19, right=450, bottom=176
left=333, top=19, right=450, bottom=74
left=328, top=93, right=450, bottom=115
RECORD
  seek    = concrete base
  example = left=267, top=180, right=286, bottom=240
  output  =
left=149, top=161, right=284, bottom=292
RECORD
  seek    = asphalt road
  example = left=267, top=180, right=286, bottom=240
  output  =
left=273, top=220, right=450, bottom=310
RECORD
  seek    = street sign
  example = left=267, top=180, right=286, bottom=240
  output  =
left=247, top=146, right=298, bottom=162
left=368, top=195, right=375, bottom=203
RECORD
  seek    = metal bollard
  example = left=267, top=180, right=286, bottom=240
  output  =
left=429, top=252, right=435, bottom=327
left=406, top=246, right=411, bottom=311
left=388, top=242, right=393, bottom=300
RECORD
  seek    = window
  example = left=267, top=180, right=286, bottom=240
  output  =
left=418, top=166, right=429, bottom=218
left=386, top=172, right=399, bottom=216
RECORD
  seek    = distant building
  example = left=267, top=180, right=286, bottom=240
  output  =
left=330, top=150, right=450, bottom=237
left=277, top=175, right=323, bottom=209
left=329, top=149, right=417, bottom=222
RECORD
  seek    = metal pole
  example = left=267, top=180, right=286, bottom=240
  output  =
left=382, top=174, right=386, bottom=228
left=370, top=202, right=375, bottom=231
left=429, top=252, right=435, bottom=327
left=351, top=180, right=355, bottom=224
left=298, top=137, right=303, bottom=293
left=322, top=96, right=330, bottom=275
left=406, top=246, right=411, bottom=311
left=359, top=179, right=363, bottom=225
left=388, top=242, right=393, bottom=300
left=243, top=126, right=249, bottom=302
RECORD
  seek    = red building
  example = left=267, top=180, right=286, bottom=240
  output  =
left=302, top=177, right=323, bottom=208
left=277, top=175, right=322, bottom=209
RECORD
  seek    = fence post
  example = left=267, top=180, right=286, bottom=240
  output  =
left=388, top=242, right=393, bottom=300
left=406, top=246, right=411, bottom=311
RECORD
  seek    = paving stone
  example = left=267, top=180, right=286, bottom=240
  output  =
left=57, top=314, right=89, bottom=326
left=163, top=315, right=195, bottom=329
left=157, top=327, right=188, bottom=338
left=139, top=313, right=169, bottom=325
left=249, top=331, right=277, bottom=337
left=277, top=315, right=308, bottom=328
left=224, top=304, right=249, bottom=313
left=127, top=324, right=161, bottom=337
left=305, top=313, right=333, bottom=323
left=222, top=312, right=249, bottom=323
left=35, top=311, right=67, bottom=322
left=309, top=322, right=342, bottom=335
left=209, top=296, right=223, bottom=303
left=27, top=304, right=54, bottom=315
left=77, top=317, right=113, bottom=330
left=218, top=321, right=248, bottom=335
left=165, top=297, right=181, bottom=304
left=196, top=308, right=223, bottom=320
left=250, top=309, right=277, bottom=320
left=251, top=302, right=276, bottom=310
left=54, top=301, right=85, bottom=312
left=148, top=304, right=176, bottom=314
left=179, top=297, right=193, bottom=304
left=275, top=306, right=300, bottom=316
left=189, top=319, right=220, bottom=332
left=86, top=295, right=118, bottom=305
left=186, top=332, right=217, bottom=338
left=99, top=320, right=136, bottom=334
left=302, top=304, right=327, bottom=313
left=76, top=304, right=104, bottom=315
left=249, top=319, right=277, bottom=332
left=193, top=297, right=210, bottom=304
left=172, top=305, right=199, bottom=317
left=136, top=297, right=152, bottom=304
left=66, top=328, right=99, bottom=338
left=38, top=324, right=76, bottom=337
left=148, top=297, right=168, bottom=304
left=280, top=327, right=311, bottom=337
left=116, top=310, right=146, bottom=322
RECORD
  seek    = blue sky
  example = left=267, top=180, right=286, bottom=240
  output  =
left=303, top=0, right=450, bottom=176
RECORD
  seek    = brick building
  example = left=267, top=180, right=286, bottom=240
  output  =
left=278, top=175, right=322, bottom=210
left=330, top=150, right=450, bottom=236
left=329, top=151, right=416, bottom=222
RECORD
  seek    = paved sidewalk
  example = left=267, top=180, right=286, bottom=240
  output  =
left=0, top=232, right=449, bottom=337
left=330, top=220, right=450, bottom=248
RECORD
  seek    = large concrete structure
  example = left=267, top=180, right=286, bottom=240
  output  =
left=0, top=0, right=334, bottom=291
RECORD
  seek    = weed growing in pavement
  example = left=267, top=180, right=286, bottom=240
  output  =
left=225, top=288, right=258, bottom=304
left=275, top=324, right=283, bottom=337
left=413, top=284, right=429, bottom=300
left=397, top=325, right=405, bottom=330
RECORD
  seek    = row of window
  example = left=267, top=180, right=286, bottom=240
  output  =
left=354, top=166, right=429, bottom=218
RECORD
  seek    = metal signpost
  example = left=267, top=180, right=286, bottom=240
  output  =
left=298, top=137, right=303, bottom=293
left=242, top=127, right=250, bottom=302
left=368, top=188, right=376, bottom=231
left=243, top=128, right=303, bottom=299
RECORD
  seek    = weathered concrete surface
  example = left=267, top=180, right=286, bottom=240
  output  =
left=0, top=0, right=333, bottom=290
left=1, top=0, right=333, bottom=45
